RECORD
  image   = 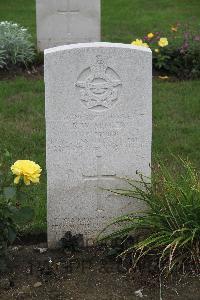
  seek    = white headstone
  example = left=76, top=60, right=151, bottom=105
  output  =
left=45, top=43, right=152, bottom=248
left=36, top=0, right=101, bottom=51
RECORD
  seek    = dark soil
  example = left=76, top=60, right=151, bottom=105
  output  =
left=0, top=64, right=44, bottom=81
left=0, top=242, right=199, bottom=300
left=0, top=64, right=181, bottom=83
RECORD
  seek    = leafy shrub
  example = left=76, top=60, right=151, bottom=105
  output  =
left=0, top=156, right=42, bottom=272
left=162, top=43, right=200, bottom=79
left=99, top=158, right=200, bottom=274
left=131, top=22, right=200, bottom=79
left=0, top=21, right=35, bottom=69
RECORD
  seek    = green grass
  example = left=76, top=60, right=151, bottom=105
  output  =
left=153, top=79, right=200, bottom=166
left=102, top=0, right=200, bottom=43
left=0, top=1, right=199, bottom=232
left=0, top=0, right=200, bottom=43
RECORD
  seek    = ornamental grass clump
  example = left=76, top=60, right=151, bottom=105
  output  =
left=0, top=21, right=35, bottom=69
left=0, top=156, right=42, bottom=272
left=99, top=158, right=200, bottom=274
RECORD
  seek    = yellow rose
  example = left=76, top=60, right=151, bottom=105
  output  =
left=11, top=160, right=42, bottom=185
left=147, top=32, right=154, bottom=39
left=158, top=38, right=168, bottom=47
left=154, top=48, right=160, bottom=53
left=131, top=39, right=149, bottom=48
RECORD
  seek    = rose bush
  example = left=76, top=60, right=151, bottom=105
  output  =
left=0, top=158, right=42, bottom=272
left=131, top=22, right=200, bottom=79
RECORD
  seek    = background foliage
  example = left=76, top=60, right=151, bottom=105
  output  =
left=0, top=21, right=35, bottom=69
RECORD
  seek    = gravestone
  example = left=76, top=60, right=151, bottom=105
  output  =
left=36, top=0, right=101, bottom=51
left=45, top=42, right=152, bottom=248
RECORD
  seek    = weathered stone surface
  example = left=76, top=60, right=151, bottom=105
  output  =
left=36, top=0, right=100, bottom=51
left=45, top=42, right=152, bottom=248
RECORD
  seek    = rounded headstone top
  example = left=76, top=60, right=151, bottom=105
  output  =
left=44, top=42, right=152, bottom=55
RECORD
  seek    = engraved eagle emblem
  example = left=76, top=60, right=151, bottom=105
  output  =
left=76, top=56, right=122, bottom=111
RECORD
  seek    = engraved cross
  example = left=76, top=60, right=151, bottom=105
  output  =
left=57, top=0, right=80, bottom=38
left=83, top=155, right=116, bottom=212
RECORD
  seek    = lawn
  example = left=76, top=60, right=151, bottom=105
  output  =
left=0, top=0, right=200, bottom=232
left=0, top=0, right=200, bottom=43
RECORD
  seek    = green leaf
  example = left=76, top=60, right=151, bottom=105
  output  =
left=7, top=227, right=16, bottom=244
left=8, top=205, right=18, bottom=215
left=17, top=190, right=28, bottom=202
left=3, top=187, right=16, bottom=201
left=0, top=170, right=3, bottom=184
left=15, top=207, right=34, bottom=224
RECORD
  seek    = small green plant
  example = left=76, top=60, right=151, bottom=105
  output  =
left=0, top=155, right=42, bottom=272
left=0, top=21, right=35, bottom=69
left=99, top=158, right=200, bottom=274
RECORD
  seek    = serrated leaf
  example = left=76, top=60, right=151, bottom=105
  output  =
left=8, top=205, right=19, bottom=215
left=7, top=227, right=16, bottom=244
left=17, top=190, right=28, bottom=202
left=15, top=207, right=34, bottom=224
left=3, top=187, right=16, bottom=200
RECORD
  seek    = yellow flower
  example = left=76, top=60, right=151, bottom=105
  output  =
left=131, top=39, right=149, bottom=48
left=11, top=160, right=42, bottom=185
left=155, top=48, right=160, bottom=53
left=147, top=32, right=154, bottom=39
left=171, top=26, right=178, bottom=32
left=158, top=38, right=168, bottom=47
